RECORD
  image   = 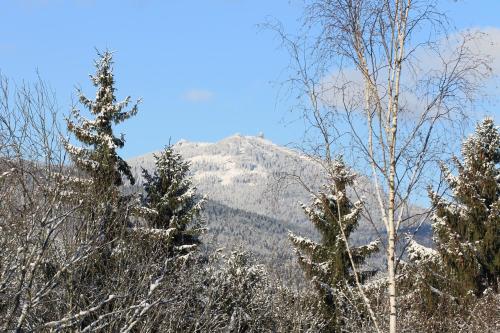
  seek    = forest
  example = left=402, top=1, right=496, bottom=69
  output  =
left=1, top=0, right=499, bottom=332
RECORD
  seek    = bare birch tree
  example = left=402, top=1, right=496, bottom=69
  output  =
left=271, top=0, right=493, bottom=331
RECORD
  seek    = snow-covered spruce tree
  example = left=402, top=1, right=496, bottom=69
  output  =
left=399, top=236, right=446, bottom=318
left=61, top=51, right=140, bottom=319
left=64, top=50, right=139, bottom=190
left=135, top=145, right=205, bottom=257
left=289, top=157, right=380, bottom=329
left=62, top=50, right=139, bottom=250
left=429, top=117, right=500, bottom=296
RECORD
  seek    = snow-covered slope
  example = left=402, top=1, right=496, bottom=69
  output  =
left=129, top=134, right=325, bottom=228
left=128, top=134, right=430, bottom=269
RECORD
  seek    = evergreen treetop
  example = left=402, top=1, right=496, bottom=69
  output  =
left=429, top=117, right=500, bottom=295
left=136, top=145, right=205, bottom=255
left=289, top=157, right=380, bottom=306
left=64, top=50, right=139, bottom=188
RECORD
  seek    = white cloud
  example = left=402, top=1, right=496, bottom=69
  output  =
left=317, top=27, right=500, bottom=113
left=412, top=27, right=500, bottom=78
left=181, top=89, right=214, bottom=103
left=468, top=27, right=500, bottom=73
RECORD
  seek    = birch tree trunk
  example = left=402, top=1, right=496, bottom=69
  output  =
left=272, top=0, right=493, bottom=331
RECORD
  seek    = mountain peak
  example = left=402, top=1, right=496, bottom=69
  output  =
left=222, top=133, right=268, bottom=143
left=128, top=134, right=322, bottom=223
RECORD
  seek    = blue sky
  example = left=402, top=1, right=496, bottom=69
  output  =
left=1, top=0, right=499, bottom=158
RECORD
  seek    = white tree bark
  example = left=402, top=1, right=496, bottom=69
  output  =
left=271, top=0, right=492, bottom=331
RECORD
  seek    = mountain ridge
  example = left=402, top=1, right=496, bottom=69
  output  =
left=128, top=134, right=431, bottom=271
left=128, top=134, right=325, bottom=226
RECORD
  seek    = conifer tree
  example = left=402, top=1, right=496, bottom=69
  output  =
left=62, top=50, right=140, bottom=265
left=136, top=145, right=205, bottom=255
left=289, top=157, right=380, bottom=327
left=429, top=117, right=500, bottom=295
left=57, top=51, right=141, bottom=327
left=64, top=50, right=139, bottom=189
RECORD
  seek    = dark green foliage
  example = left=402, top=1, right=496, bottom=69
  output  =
left=136, top=145, right=205, bottom=255
left=429, top=117, right=500, bottom=295
left=289, top=157, right=380, bottom=328
left=61, top=50, right=140, bottom=249
left=64, top=50, right=139, bottom=188
left=59, top=52, right=141, bottom=328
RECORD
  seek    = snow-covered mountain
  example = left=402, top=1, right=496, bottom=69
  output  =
left=129, top=134, right=326, bottom=227
left=128, top=134, right=429, bottom=269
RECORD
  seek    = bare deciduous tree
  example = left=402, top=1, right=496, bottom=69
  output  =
left=0, top=74, right=90, bottom=331
left=270, top=1, right=493, bottom=331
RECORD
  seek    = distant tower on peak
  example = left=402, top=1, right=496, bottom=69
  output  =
left=257, top=131, right=265, bottom=139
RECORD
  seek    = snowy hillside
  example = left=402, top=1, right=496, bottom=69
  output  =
left=128, top=134, right=429, bottom=268
left=129, top=134, right=325, bottom=227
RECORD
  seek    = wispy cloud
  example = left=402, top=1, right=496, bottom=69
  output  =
left=317, top=27, right=500, bottom=113
left=181, top=89, right=214, bottom=103
left=469, top=27, right=500, bottom=73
